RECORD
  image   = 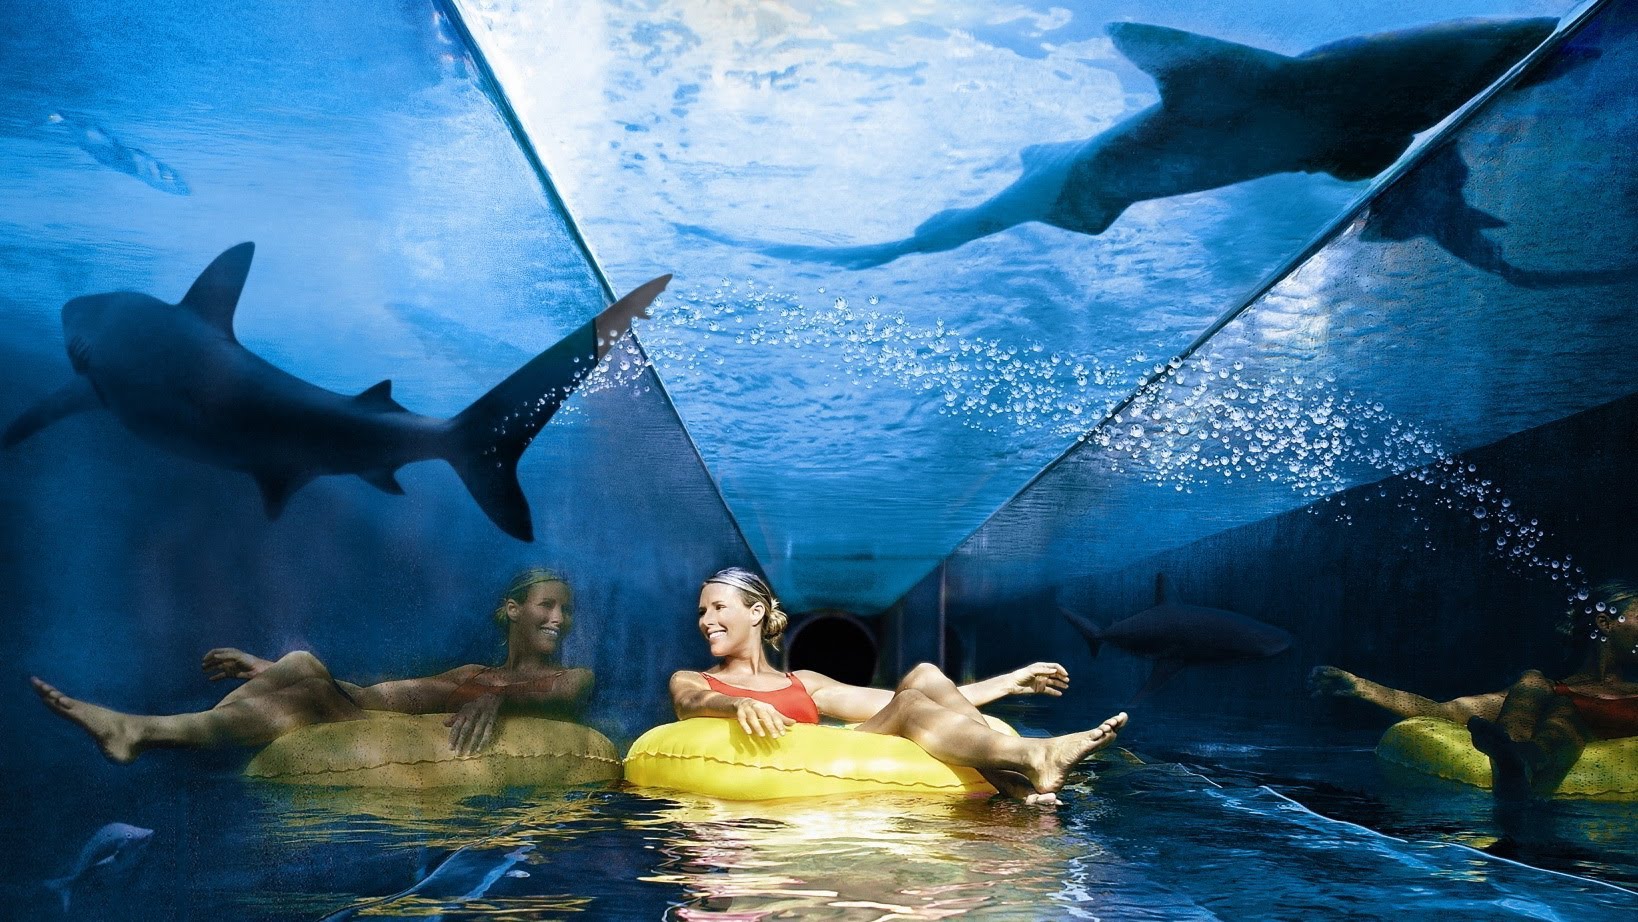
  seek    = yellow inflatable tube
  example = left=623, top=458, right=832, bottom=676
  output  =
left=245, top=711, right=621, bottom=789
left=1377, top=717, right=1638, bottom=799
left=625, top=717, right=1016, bottom=800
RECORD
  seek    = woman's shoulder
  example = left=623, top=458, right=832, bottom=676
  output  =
left=790, top=669, right=837, bottom=689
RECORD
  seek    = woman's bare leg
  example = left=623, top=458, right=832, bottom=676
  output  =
left=896, top=663, right=1046, bottom=801
left=31, top=673, right=364, bottom=764
left=214, top=650, right=333, bottom=708
left=855, top=687, right=1127, bottom=798
left=1468, top=670, right=1590, bottom=798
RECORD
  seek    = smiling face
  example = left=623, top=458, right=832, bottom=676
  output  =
left=697, top=582, right=764, bottom=660
left=506, top=580, right=572, bottom=658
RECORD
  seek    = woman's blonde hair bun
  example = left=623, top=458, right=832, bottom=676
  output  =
left=705, top=567, right=787, bottom=650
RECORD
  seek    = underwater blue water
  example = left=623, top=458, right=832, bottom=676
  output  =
left=455, top=0, right=1578, bottom=610
left=6, top=716, right=1637, bottom=920
left=6, top=0, right=1638, bottom=919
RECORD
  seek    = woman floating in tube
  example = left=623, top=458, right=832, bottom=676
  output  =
left=32, top=568, right=590, bottom=761
left=670, top=567, right=1129, bottom=804
left=1311, top=579, right=1638, bottom=799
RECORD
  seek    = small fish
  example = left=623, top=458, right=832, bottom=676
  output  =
left=47, top=113, right=190, bottom=196
left=45, top=822, right=153, bottom=912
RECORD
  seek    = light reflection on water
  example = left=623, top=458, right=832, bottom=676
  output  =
left=214, top=743, right=1638, bottom=921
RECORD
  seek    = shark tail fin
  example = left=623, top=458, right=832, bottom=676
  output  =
left=1058, top=606, right=1104, bottom=657
left=446, top=321, right=600, bottom=542
left=45, top=876, right=72, bottom=913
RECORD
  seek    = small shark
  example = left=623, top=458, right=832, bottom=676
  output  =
left=319, top=843, right=535, bottom=921
left=45, top=822, right=153, bottom=913
left=48, top=113, right=190, bottom=196
left=717, top=17, right=1559, bottom=268
left=1061, top=574, right=1293, bottom=704
left=1362, top=142, right=1635, bottom=289
left=3, top=243, right=669, bottom=541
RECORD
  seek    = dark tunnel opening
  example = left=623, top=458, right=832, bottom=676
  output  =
left=786, top=610, right=878, bottom=687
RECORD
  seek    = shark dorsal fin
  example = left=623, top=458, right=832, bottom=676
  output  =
left=1108, top=23, right=1289, bottom=106
left=180, top=243, right=255, bottom=339
left=354, top=380, right=407, bottom=413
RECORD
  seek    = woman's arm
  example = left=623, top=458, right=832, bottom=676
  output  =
left=444, top=669, right=596, bottom=755
left=1309, top=666, right=1503, bottom=722
left=794, top=671, right=896, bottom=723
left=669, top=671, right=794, bottom=738
left=959, top=662, right=1070, bottom=707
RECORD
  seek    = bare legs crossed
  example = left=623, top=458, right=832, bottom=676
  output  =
left=857, top=663, right=1128, bottom=803
left=31, top=651, right=366, bottom=764
left=1467, top=670, right=1590, bottom=799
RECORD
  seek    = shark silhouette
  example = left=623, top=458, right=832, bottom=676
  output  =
left=1362, top=141, right=1635, bottom=289
left=1061, top=574, right=1293, bottom=704
left=710, top=17, right=1559, bottom=269
left=3, top=243, right=669, bottom=541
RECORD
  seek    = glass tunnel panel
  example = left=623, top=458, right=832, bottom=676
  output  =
left=915, top=0, right=1638, bottom=735
left=0, top=1, right=752, bottom=915
left=455, top=0, right=1580, bottom=612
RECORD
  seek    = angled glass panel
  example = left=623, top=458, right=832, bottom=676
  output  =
left=936, top=0, right=1635, bottom=604
left=1, top=1, right=749, bottom=914
left=458, top=0, right=1577, bottom=611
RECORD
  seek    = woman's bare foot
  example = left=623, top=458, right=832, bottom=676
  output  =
left=1025, top=712, right=1129, bottom=795
left=983, top=769, right=1060, bottom=806
left=31, top=677, right=144, bottom=764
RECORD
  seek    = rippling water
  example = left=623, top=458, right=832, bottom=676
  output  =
left=9, top=718, right=1635, bottom=920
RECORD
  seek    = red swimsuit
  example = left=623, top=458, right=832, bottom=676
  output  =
left=703, top=672, right=821, bottom=724
left=1552, top=683, right=1638, bottom=739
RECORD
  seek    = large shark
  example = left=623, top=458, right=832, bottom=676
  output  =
left=1061, top=574, right=1293, bottom=704
left=714, top=17, right=1560, bottom=269
left=3, top=243, right=669, bottom=541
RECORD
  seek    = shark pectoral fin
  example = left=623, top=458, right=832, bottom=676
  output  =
left=1129, top=658, right=1187, bottom=706
left=354, top=380, right=408, bottom=413
left=1467, top=207, right=1508, bottom=229
left=1019, top=138, right=1084, bottom=169
left=44, top=876, right=73, bottom=913
left=254, top=470, right=313, bottom=520
left=1058, top=607, right=1104, bottom=657
left=3, top=378, right=102, bottom=448
left=358, top=468, right=405, bottom=495
left=1106, top=22, right=1288, bottom=105
left=180, top=242, right=254, bottom=340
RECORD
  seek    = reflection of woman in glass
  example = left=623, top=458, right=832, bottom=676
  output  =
left=32, top=568, right=592, bottom=762
left=670, top=568, right=1129, bottom=804
left=1311, top=579, right=1638, bottom=798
